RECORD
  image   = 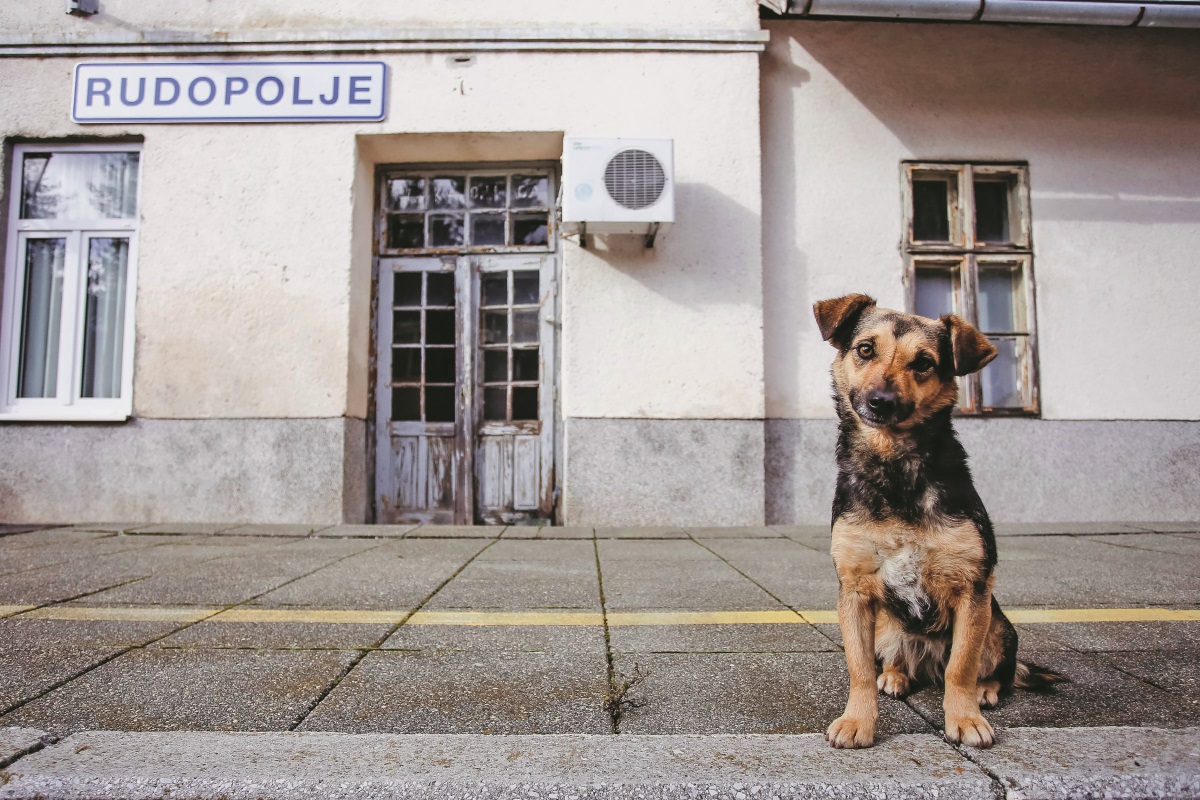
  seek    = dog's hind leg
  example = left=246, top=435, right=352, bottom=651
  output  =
left=978, top=597, right=1019, bottom=707
left=875, top=612, right=913, bottom=698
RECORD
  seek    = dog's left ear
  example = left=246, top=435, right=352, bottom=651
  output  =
left=942, top=315, right=998, bottom=375
left=813, top=294, right=876, bottom=349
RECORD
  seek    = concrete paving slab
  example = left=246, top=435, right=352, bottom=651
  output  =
left=0, top=525, right=55, bottom=537
left=299, top=649, right=610, bottom=734
left=70, top=523, right=144, bottom=533
left=0, top=644, right=122, bottom=714
left=600, top=560, right=781, bottom=611
left=595, top=526, right=688, bottom=539
left=964, top=725, right=1200, bottom=799
left=426, top=540, right=599, bottom=610
left=0, top=731, right=999, bottom=800
left=610, top=621, right=838, bottom=654
left=383, top=621, right=608, bottom=653
left=1133, top=522, right=1200, bottom=533
left=537, top=526, right=595, bottom=539
left=0, top=528, right=109, bottom=551
left=1104, top=650, right=1200, bottom=695
left=700, top=538, right=840, bottom=609
left=687, top=527, right=783, bottom=538
left=1087, top=532, right=1200, bottom=556
left=251, top=539, right=485, bottom=609
left=315, top=524, right=419, bottom=538
left=0, top=726, right=52, bottom=769
left=992, top=522, right=1148, bottom=535
left=613, top=651, right=933, bottom=736
left=0, top=616, right=186, bottom=649
left=218, top=524, right=329, bottom=537
left=597, top=539, right=713, bottom=561
left=155, top=620, right=396, bottom=650
left=0, top=534, right=171, bottom=577
left=1034, top=620, right=1200, bottom=652
left=127, top=523, right=237, bottom=535
left=905, top=650, right=1189, bottom=730
left=2, top=648, right=357, bottom=736
left=406, top=526, right=504, bottom=538
left=771, top=525, right=831, bottom=551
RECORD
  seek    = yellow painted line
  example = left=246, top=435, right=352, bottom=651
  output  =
left=797, top=610, right=840, bottom=624
left=216, top=608, right=408, bottom=625
left=607, top=610, right=803, bottom=626
left=409, top=611, right=604, bottom=626
left=0, top=604, right=36, bottom=618
left=1008, top=608, right=1200, bottom=623
left=22, top=606, right=219, bottom=623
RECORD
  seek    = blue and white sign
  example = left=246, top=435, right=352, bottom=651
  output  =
left=72, top=61, right=388, bottom=123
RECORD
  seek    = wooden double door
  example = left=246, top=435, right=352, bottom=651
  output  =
left=374, top=254, right=557, bottom=524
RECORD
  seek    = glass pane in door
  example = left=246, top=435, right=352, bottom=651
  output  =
left=17, top=238, right=67, bottom=398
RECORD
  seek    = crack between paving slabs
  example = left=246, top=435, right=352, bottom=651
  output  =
left=287, top=535, right=502, bottom=731
left=0, top=538, right=394, bottom=721
left=592, top=535, right=621, bottom=734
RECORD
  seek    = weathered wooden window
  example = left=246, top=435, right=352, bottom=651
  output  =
left=0, top=143, right=141, bottom=421
left=379, top=169, right=554, bottom=255
left=903, top=163, right=1038, bottom=415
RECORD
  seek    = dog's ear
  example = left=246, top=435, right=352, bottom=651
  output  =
left=942, top=314, right=998, bottom=375
left=813, top=294, right=876, bottom=349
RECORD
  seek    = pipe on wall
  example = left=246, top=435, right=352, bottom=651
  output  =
left=765, top=0, right=1200, bottom=27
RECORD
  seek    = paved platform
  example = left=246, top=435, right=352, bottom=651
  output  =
left=0, top=522, right=1198, bottom=795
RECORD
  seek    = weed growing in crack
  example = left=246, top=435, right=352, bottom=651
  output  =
left=604, top=663, right=650, bottom=727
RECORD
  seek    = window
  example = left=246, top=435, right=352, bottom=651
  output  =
left=904, top=162, right=1038, bottom=414
left=1, top=143, right=141, bottom=420
left=378, top=168, right=554, bottom=255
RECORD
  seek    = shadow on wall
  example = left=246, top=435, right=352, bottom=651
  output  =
left=575, top=181, right=763, bottom=310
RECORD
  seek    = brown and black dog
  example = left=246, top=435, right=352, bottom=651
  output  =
left=813, top=293, right=1064, bottom=750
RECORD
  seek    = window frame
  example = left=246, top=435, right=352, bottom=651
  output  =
left=902, top=161, right=1039, bottom=416
left=0, top=142, right=141, bottom=422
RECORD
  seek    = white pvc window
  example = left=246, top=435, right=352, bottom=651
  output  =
left=1, top=143, right=141, bottom=421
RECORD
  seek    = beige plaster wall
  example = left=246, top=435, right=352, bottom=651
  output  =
left=762, top=21, right=1200, bottom=421
left=0, top=48, right=763, bottom=421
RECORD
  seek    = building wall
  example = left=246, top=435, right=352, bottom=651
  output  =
left=762, top=20, right=1200, bottom=522
left=0, top=2, right=765, bottom=524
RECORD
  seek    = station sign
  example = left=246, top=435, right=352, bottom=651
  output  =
left=72, top=61, right=388, bottom=123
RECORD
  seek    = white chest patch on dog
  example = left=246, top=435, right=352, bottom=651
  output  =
left=879, top=544, right=930, bottom=619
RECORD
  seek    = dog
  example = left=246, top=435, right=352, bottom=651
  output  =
left=812, top=293, right=1064, bottom=750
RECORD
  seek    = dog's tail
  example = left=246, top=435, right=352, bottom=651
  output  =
left=1014, top=660, right=1069, bottom=690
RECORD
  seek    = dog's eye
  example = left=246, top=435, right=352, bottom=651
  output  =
left=912, top=356, right=935, bottom=373
left=854, top=343, right=874, bottom=359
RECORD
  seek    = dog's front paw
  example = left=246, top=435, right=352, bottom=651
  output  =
left=945, top=712, right=994, bottom=748
left=826, top=715, right=876, bottom=749
left=878, top=668, right=910, bottom=698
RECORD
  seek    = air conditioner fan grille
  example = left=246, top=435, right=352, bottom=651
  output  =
left=603, top=149, right=666, bottom=210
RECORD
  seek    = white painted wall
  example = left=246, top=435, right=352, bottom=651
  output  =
left=762, top=21, right=1200, bottom=421
left=0, top=46, right=763, bottom=421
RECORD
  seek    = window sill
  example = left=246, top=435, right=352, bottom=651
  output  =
left=0, top=410, right=132, bottom=423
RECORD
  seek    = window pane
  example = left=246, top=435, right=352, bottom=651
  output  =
left=482, top=311, right=508, bottom=344
left=425, top=386, right=455, bottom=423
left=974, top=180, right=1011, bottom=244
left=513, top=272, right=539, bottom=305
left=392, top=387, right=420, bottom=421
left=392, top=311, right=421, bottom=344
left=431, top=177, right=467, bottom=209
left=21, top=152, right=139, bottom=220
left=512, top=214, right=549, bottom=246
left=512, top=176, right=549, bottom=208
left=469, top=176, right=506, bottom=208
left=387, top=215, right=424, bottom=250
left=386, top=178, right=426, bottom=212
left=426, top=310, right=455, bottom=345
left=471, top=214, right=505, bottom=246
left=483, top=349, right=508, bottom=383
left=425, top=347, right=455, bottom=383
left=513, top=348, right=539, bottom=382
left=80, top=237, right=130, bottom=399
left=512, top=310, right=538, bottom=343
left=16, top=238, right=66, bottom=398
left=392, top=348, right=420, bottom=383
left=425, top=273, right=454, bottom=307
left=914, top=267, right=955, bottom=320
left=484, top=387, right=507, bottom=421
left=978, top=266, right=1022, bottom=333
left=981, top=336, right=1026, bottom=409
left=394, top=272, right=422, bottom=307
left=512, top=387, right=538, bottom=421
left=912, top=180, right=950, bottom=242
left=482, top=274, right=508, bottom=307
left=429, top=215, right=464, bottom=247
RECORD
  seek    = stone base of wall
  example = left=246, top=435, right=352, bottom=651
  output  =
left=0, top=417, right=368, bottom=525
left=766, top=418, right=1200, bottom=525
left=564, top=418, right=765, bottom=526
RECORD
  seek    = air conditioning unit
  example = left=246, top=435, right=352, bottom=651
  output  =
left=561, top=137, right=674, bottom=245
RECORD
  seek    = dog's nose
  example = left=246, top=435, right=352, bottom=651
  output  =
left=866, top=390, right=898, bottom=417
